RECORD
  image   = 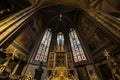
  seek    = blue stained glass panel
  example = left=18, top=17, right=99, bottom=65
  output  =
left=69, top=28, right=87, bottom=62
left=35, top=28, right=52, bottom=62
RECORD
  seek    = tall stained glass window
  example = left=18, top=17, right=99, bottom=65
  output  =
left=35, top=28, right=52, bottom=62
left=69, top=28, right=87, bottom=62
left=57, top=32, right=64, bottom=50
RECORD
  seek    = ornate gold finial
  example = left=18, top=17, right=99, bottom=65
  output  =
left=0, top=49, right=19, bottom=74
left=23, top=72, right=33, bottom=80
left=90, top=73, right=99, bottom=80
left=103, top=49, right=110, bottom=59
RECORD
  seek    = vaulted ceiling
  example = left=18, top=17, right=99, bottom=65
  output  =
left=87, top=0, right=120, bottom=17
left=41, top=5, right=80, bottom=33
left=0, top=0, right=31, bottom=20
left=0, top=0, right=120, bottom=21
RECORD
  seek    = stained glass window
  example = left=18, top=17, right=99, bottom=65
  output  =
left=69, top=28, right=87, bottom=62
left=57, top=32, right=64, bottom=50
left=35, top=28, right=52, bottom=62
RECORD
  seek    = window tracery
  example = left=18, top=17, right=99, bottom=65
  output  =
left=57, top=32, right=64, bottom=50
left=69, top=28, right=87, bottom=62
left=35, top=28, right=52, bottom=62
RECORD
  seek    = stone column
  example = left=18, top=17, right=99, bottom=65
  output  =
left=0, top=0, right=41, bottom=47
left=11, top=61, right=20, bottom=75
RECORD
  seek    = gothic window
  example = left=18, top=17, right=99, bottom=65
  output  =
left=57, top=32, right=64, bottom=50
left=69, top=28, right=87, bottom=62
left=35, top=28, right=52, bottom=62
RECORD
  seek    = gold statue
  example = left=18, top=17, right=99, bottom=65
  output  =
left=103, top=49, right=120, bottom=80
left=0, top=49, right=18, bottom=74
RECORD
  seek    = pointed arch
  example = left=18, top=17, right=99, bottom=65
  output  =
left=35, top=28, right=52, bottom=62
left=57, top=32, right=64, bottom=46
left=57, top=32, right=64, bottom=50
left=69, top=28, right=87, bottom=62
